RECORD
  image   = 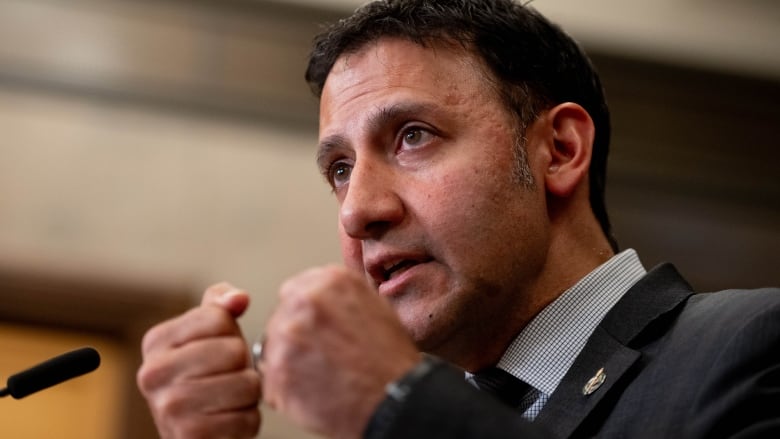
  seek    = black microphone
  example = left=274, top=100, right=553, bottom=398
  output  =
left=0, top=347, right=101, bottom=399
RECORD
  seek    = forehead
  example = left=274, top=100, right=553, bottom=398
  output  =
left=318, top=37, right=499, bottom=134
left=330, top=38, right=488, bottom=89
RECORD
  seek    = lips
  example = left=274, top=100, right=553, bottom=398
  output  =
left=366, top=252, right=433, bottom=289
left=383, top=259, right=419, bottom=281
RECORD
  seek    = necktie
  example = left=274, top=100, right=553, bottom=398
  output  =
left=472, top=367, right=534, bottom=409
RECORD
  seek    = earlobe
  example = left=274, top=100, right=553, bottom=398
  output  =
left=544, top=103, right=595, bottom=198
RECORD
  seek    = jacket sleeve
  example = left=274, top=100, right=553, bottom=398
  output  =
left=686, top=289, right=780, bottom=438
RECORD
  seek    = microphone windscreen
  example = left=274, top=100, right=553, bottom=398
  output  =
left=6, top=347, right=101, bottom=399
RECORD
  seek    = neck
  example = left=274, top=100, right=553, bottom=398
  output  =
left=531, top=193, right=615, bottom=315
left=441, top=197, right=614, bottom=372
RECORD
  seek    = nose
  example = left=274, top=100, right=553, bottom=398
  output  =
left=339, top=159, right=404, bottom=240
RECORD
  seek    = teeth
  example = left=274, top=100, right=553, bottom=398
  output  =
left=385, top=260, right=413, bottom=280
left=383, top=261, right=399, bottom=272
left=376, top=257, right=429, bottom=283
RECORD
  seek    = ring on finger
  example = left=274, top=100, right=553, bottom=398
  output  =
left=251, top=334, right=266, bottom=371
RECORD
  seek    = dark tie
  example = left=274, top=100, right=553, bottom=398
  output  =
left=473, top=367, right=534, bottom=409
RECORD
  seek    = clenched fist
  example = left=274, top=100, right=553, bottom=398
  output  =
left=260, top=265, right=421, bottom=439
left=137, top=283, right=262, bottom=439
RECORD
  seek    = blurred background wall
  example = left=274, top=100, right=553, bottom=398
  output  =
left=0, top=0, right=777, bottom=438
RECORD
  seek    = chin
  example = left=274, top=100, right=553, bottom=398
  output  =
left=397, top=311, right=450, bottom=355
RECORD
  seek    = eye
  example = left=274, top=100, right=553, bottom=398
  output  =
left=327, top=160, right=353, bottom=189
left=401, top=126, right=434, bottom=149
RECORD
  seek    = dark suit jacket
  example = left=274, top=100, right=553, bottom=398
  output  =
left=367, top=264, right=780, bottom=438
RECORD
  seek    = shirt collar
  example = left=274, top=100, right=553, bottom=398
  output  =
left=497, top=249, right=646, bottom=396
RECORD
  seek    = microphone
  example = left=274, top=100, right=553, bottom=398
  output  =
left=0, top=347, right=101, bottom=399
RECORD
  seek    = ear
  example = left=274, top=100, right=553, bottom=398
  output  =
left=544, top=103, right=595, bottom=198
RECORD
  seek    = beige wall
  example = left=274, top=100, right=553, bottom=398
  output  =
left=0, top=82, right=341, bottom=325
left=0, top=86, right=336, bottom=438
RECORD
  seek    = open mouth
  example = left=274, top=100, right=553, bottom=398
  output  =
left=383, top=259, right=420, bottom=281
left=367, top=252, right=434, bottom=289
left=380, top=256, right=435, bottom=283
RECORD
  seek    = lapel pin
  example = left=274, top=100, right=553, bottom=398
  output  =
left=582, top=367, right=607, bottom=396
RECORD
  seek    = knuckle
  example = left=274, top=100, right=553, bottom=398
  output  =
left=194, top=306, right=240, bottom=336
left=152, top=383, right=192, bottom=419
left=242, top=369, right=262, bottom=401
left=223, top=337, right=251, bottom=369
left=136, top=364, right=152, bottom=394
left=273, top=316, right=309, bottom=344
left=277, top=276, right=299, bottom=300
left=136, top=358, right=166, bottom=395
left=140, top=323, right=167, bottom=356
left=317, top=264, right=350, bottom=286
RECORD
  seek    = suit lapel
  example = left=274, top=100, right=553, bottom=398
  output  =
left=535, top=326, right=640, bottom=438
left=535, top=264, right=694, bottom=438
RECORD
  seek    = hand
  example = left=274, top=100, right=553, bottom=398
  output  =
left=260, top=265, right=421, bottom=439
left=137, top=283, right=262, bottom=439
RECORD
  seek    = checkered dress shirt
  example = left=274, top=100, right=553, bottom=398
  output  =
left=467, top=249, right=646, bottom=420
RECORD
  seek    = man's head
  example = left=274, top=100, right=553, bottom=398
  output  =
left=308, top=0, right=615, bottom=369
left=307, top=0, right=615, bottom=250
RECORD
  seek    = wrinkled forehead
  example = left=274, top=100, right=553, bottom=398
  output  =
left=320, top=38, right=498, bottom=121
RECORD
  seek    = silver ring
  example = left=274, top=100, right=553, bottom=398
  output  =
left=251, top=335, right=265, bottom=371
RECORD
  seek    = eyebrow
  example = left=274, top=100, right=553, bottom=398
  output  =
left=315, top=134, right=348, bottom=173
left=315, top=101, right=442, bottom=170
left=369, top=101, right=440, bottom=132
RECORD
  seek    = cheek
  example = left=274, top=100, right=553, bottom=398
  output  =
left=420, top=176, right=495, bottom=248
left=426, top=165, right=541, bottom=259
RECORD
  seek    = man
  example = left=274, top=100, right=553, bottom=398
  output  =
left=137, top=1, right=780, bottom=438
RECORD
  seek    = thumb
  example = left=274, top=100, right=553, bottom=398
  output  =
left=202, top=282, right=251, bottom=318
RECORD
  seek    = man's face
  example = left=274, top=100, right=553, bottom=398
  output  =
left=316, top=38, right=551, bottom=359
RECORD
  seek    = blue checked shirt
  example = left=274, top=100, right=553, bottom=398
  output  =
left=467, top=249, right=647, bottom=420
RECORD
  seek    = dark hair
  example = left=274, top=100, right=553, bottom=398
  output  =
left=305, top=0, right=617, bottom=251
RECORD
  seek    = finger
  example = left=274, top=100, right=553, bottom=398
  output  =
left=165, top=408, right=262, bottom=439
left=201, top=282, right=251, bottom=318
left=157, top=369, right=261, bottom=416
left=277, top=265, right=353, bottom=301
left=138, top=336, right=252, bottom=392
left=258, top=319, right=319, bottom=411
left=141, top=305, right=244, bottom=356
